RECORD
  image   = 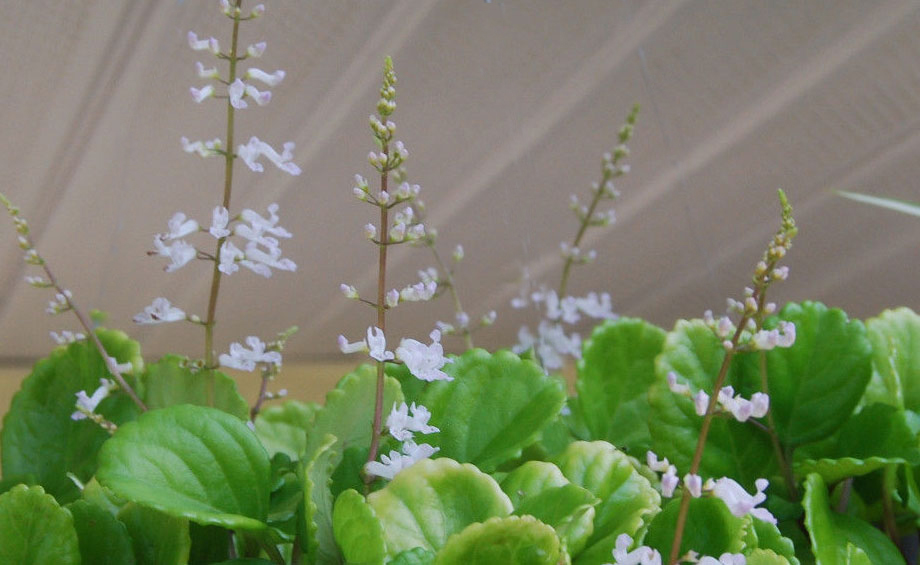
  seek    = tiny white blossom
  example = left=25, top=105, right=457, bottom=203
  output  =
left=181, top=137, right=222, bottom=158
left=237, top=203, right=292, bottom=243
left=661, top=466, right=679, bottom=498
left=246, top=41, right=267, bottom=58
left=164, top=212, right=199, bottom=240
left=386, top=289, right=400, bottom=308
left=396, top=330, right=453, bottom=382
left=219, top=336, right=282, bottom=372
left=684, top=473, right=703, bottom=498
left=386, top=402, right=439, bottom=441
left=190, top=84, right=215, bottom=103
left=400, top=280, right=437, bottom=302
left=576, top=292, right=616, bottom=320
left=46, top=290, right=73, bottom=315
left=367, top=326, right=394, bottom=362
left=187, top=31, right=220, bottom=54
left=237, top=136, right=301, bottom=175
left=153, top=235, right=195, bottom=272
left=646, top=451, right=671, bottom=473
left=340, top=284, right=359, bottom=300
left=338, top=335, right=368, bottom=355
left=364, top=440, right=438, bottom=480
left=246, top=68, right=285, bottom=86
left=209, top=206, right=231, bottom=238
left=364, top=223, right=377, bottom=240
left=50, top=330, right=85, bottom=344
left=134, top=297, right=187, bottom=324
left=195, top=61, right=219, bottom=79
left=710, top=477, right=776, bottom=524
left=610, top=534, right=662, bottom=565
left=71, top=379, right=117, bottom=421
left=219, top=240, right=244, bottom=275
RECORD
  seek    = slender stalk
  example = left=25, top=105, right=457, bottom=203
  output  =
left=558, top=169, right=610, bottom=298
left=43, top=262, right=147, bottom=412
left=366, top=147, right=390, bottom=471
left=429, top=244, right=473, bottom=349
left=203, top=0, right=243, bottom=403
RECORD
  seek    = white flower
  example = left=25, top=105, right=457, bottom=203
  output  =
left=340, top=284, right=359, bottom=300
left=181, top=137, right=222, bottom=158
left=237, top=136, right=301, bottom=175
left=365, top=440, right=438, bottom=480
left=164, top=212, right=199, bottom=240
left=134, top=297, right=186, bottom=324
left=242, top=239, right=297, bottom=275
left=698, top=554, right=746, bottom=565
left=50, top=330, right=85, bottom=344
left=684, top=473, right=703, bottom=498
left=576, top=292, right=616, bottom=320
left=153, top=235, right=196, bottom=272
left=367, top=326, right=394, bottom=362
left=187, top=31, right=219, bottom=54
left=693, top=390, right=710, bottom=416
left=209, top=206, right=231, bottom=238
left=386, top=402, right=439, bottom=441
left=219, top=336, right=282, bottom=372
left=710, top=477, right=776, bottom=524
left=245, top=68, right=285, bottom=86
left=46, top=290, right=72, bottom=315
left=71, top=379, right=117, bottom=421
left=338, top=335, right=368, bottom=355
left=610, top=534, right=662, bottom=565
left=195, top=61, right=219, bottom=79
left=246, top=42, right=267, bottom=58
left=646, top=451, right=671, bottom=473
left=219, top=240, right=244, bottom=275
left=399, top=280, right=437, bottom=302
left=751, top=321, right=796, bottom=351
left=237, top=203, right=292, bottom=243
left=396, top=330, right=453, bottom=382
left=190, top=84, right=215, bottom=103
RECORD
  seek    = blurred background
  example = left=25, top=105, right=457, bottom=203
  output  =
left=2, top=0, right=920, bottom=407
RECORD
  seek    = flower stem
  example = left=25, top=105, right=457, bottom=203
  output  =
left=429, top=244, right=473, bottom=349
left=559, top=168, right=610, bottom=298
left=203, top=0, right=243, bottom=385
left=367, top=147, right=390, bottom=472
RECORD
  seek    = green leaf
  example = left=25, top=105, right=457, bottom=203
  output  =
left=142, top=355, right=249, bottom=420
left=765, top=302, right=872, bottom=447
left=650, top=319, right=776, bottom=486
left=745, top=517, right=800, bottom=565
left=96, top=404, right=271, bottom=531
left=555, top=441, right=660, bottom=565
left=575, top=318, right=666, bottom=453
left=802, top=473, right=904, bottom=564
left=254, top=400, right=318, bottom=460
left=390, top=547, right=436, bottom=565
left=305, top=364, right=402, bottom=470
left=864, top=308, right=920, bottom=410
left=333, top=489, right=386, bottom=565
left=795, top=403, right=920, bottom=483
left=188, top=523, right=231, bottom=564
left=434, top=515, right=564, bottom=565
left=67, top=499, right=136, bottom=565
left=1, top=329, right=143, bottom=501
left=0, top=484, right=80, bottom=564
left=118, top=502, right=191, bottom=565
left=367, top=458, right=513, bottom=557
left=420, top=349, right=566, bottom=472
left=302, top=434, right=342, bottom=565
left=837, top=190, right=920, bottom=218
left=645, top=496, right=745, bottom=560
left=500, top=461, right=598, bottom=555
left=747, top=549, right=794, bottom=565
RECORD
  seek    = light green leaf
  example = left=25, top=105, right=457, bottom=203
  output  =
left=118, top=502, right=190, bottom=565
left=645, top=497, right=746, bottom=560
left=802, top=473, right=904, bottom=564
left=302, top=434, right=342, bottom=565
left=837, top=190, right=920, bottom=218
left=864, top=308, right=920, bottom=410
left=142, top=355, right=249, bottom=420
left=650, top=319, right=775, bottom=487
left=747, top=549, right=794, bottom=565
left=333, top=489, right=385, bottom=565
left=367, top=458, right=513, bottom=557
left=575, top=318, right=666, bottom=453
left=96, top=404, right=271, bottom=531
left=421, top=349, right=566, bottom=472
left=764, top=302, right=872, bottom=447
left=500, top=461, right=598, bottom=555
left=1, top=329, right=143, bottom=502
left=795, top=403, right=920, bottom=483
left=67, top=499, right=136, bottom=565
left=390, top=547, right=436, bottom=565
left=0, top=484, right=80, bottom=564
left=434, top=515, right=564, bottom=565
left=254, top=400, right=318, bottom=460
left=744, top=516, right=800, bottom=565
left=555, top=441, right=660, bottom=565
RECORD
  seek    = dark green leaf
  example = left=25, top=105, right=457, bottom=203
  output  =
left=118, top=502, right=190, bottom=565
left=67, top=499, right=136, bottom=565
left=645, top=497, right=745, bottom=560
